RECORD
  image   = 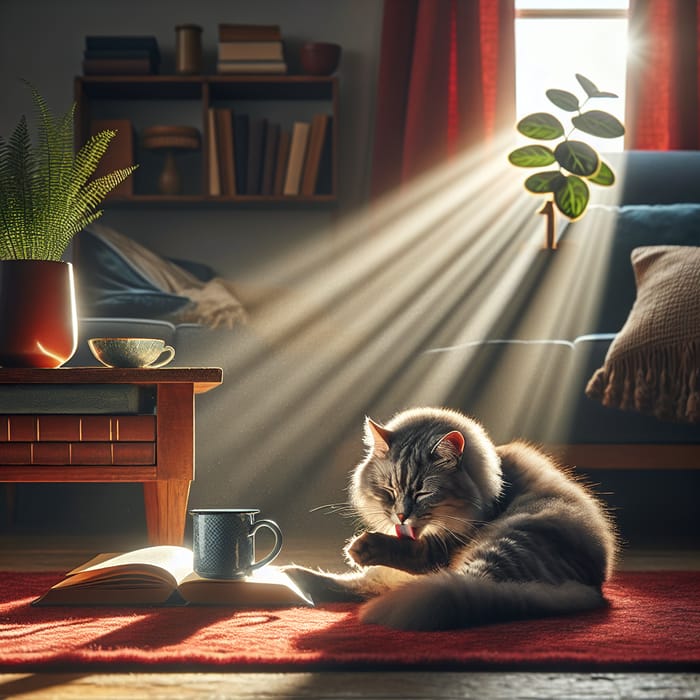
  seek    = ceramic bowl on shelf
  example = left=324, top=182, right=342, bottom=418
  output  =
left=88, top=337, right=175, bottom=368
left=299, top=42, right=341, bottom=76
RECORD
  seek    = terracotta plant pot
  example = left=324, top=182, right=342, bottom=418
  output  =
left=0, top=260, right=78, bottom=368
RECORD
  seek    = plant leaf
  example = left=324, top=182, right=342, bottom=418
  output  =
left=524, top=171, right=566, bottom=193
left=554, top=174, right=589, bottom=220
left=508, top=145, right=556, bottom=167
left=546, top=89, right=580, bottom=112
left=576, top=74, right=600, bottom=97
left=572, top=110, right=625, bottom=138
left=554, top=140, right=599, bottom=177
left=575, top=73, right=618, bottom=99
left=516, top=112, right=565, bottom=140
left=588, top=160, right=615, bottom=186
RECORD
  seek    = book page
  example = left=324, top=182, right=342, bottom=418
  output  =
left=69, top=545, right=194, bottom=584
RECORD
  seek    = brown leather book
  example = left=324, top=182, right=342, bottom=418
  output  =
left=273, top=129, right=291, bottom=196
left=300, top=113, right=329, bottom=196
left=218, top=24, right=282, bottom=42
left=261, top=122, right=280, bottom=196
left=283, top=122, right=310, bottom=196
left=215, top=108, right=236, bottom=196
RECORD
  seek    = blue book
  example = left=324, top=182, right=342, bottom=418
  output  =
left=233, top=113, right=249, bottom=195
left=85, top=36, right=160, bottom=64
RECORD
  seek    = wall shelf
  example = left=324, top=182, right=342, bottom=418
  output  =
left=75, top=74, right=339, bottom=206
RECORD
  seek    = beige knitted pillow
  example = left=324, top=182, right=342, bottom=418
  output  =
left=586, top=245, right=700, bottom=423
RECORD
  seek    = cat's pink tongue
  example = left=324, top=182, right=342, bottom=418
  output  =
left=395, top=523, right=416, bottom=540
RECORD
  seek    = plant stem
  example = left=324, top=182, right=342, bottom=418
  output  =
left=539, top=199, right=556, bottom=250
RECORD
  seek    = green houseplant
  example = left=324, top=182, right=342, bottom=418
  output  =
left=508, top=73, right=625, bottom=248
left=0, top=83, right=136, bottom=367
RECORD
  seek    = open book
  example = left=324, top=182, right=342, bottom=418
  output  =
left=33, top=545, right=313, bottom=607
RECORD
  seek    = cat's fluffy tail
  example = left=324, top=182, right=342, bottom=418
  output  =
left=359, top=573, right=606, bottom=630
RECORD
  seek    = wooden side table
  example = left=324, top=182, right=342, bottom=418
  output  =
left=0, top=367, right=222, bottom=545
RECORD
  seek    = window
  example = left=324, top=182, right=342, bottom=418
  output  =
left=515, top=0, right=629, bottom=152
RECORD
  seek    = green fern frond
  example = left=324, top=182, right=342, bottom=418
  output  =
left=69, top=130, right=117, bottom=201
left=1, top=116, right=40, bottom=258
left=0, top=82, right=137, bottom=260
left=58, top=165, right=137, bottom=248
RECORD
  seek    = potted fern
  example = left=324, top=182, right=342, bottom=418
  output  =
left=508, top=73, right=625, bottom=248
left=0, top=83, right=136, bottom=367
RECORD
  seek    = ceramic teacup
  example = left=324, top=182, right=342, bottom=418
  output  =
left=88, top=337, right=175, bottom=368
left=190, top=508, right=283, bottom=579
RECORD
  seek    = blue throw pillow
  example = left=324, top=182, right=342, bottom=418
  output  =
left=77, top=228, right=191, bottom=318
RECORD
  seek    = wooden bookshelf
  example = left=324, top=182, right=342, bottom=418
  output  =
left=74, top=75, right=338, bottom=206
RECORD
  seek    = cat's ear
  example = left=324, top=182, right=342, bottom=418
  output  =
left=364, top=417, right=392, bottom=456
left=433, top=430, right=465, bottom=463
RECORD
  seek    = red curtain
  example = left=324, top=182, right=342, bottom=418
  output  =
left=370, top=0, right=515, bottom=199
left=626, top=0, right=700, bottom=149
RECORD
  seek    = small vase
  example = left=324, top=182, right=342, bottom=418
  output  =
left=0, top=260, right=78, bottom=368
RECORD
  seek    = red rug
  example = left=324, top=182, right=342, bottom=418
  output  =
left=0, top=571, right=698, bottom=671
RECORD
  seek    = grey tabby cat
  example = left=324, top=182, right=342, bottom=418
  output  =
left=286, top=407, right=617, bottom=630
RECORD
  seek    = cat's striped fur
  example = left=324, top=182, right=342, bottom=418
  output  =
left=286, top=407, right=617, bottom=630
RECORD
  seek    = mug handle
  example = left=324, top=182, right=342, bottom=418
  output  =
left=249, top=519, right=283, bottom=570
left=148, top=344, right=176, bottom=368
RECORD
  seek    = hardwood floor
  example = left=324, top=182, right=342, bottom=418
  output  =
left=1, top=533, right=698, bottom=700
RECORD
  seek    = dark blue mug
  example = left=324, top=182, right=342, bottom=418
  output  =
left=190, top=508, right=283, bottom=579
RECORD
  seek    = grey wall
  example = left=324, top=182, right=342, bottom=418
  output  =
left=1, top=0, right=384, bottom=288
left=1, top=1, right=385, bottom=541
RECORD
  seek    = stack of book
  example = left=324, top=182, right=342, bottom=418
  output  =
left=207, top=109, right=331, bottom=197
left=83, top=36, right=160, bottom=75
left=217, top=24, right=287, bottom=74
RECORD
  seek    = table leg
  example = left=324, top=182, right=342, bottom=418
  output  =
left=143, top=479, right=191, bottom=545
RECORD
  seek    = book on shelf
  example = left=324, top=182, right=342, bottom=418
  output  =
left=233, top=113, right=250, bottom=195
left=83, top=49, right=154, bottom=61
left=207, top=108, right=221, bottom=196
left=85, top=35, right=160, bottom=71
left=273, top=129, right=292, bottom=196
left=283, top=121, right=311, bottom=196
left=33, top=545, right=313, bottom=607
left=218, top=41, right=284, bottom=62
left=217, top=60, right=287, bottom=74
left=315, top=116, right=334, bottom=195
left=261, top=122, right=280, bottom=196
left=89, top=119, right=135, bottom=197
left=82, top=58, right=154, bottom=75
left=246, top=117, right=268, bottom=195
left=215, top=108, right=236, bottom=196
left=300, top=113, right=331, bottom=196
left=218, top=24, right=282, bottom=42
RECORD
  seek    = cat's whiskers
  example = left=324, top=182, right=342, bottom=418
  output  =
left=427, top=522, right=472, bottom=548
left=309, top=502, right=355, bottom=515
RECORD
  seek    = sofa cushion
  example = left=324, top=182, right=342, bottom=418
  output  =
left=78, top=227, right=193, bottom=319
left=585, top=245, right=700, bottom=423
left=78, top=224, right=247, bottom=328
left=563, top=203, right=700, bottom=333
left=568, top=334, right=700, bottom=442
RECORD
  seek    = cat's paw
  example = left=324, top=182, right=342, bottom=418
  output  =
left=346, top=531, right=395, bottom=567
left=282, top=565, right=365, bottom=603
